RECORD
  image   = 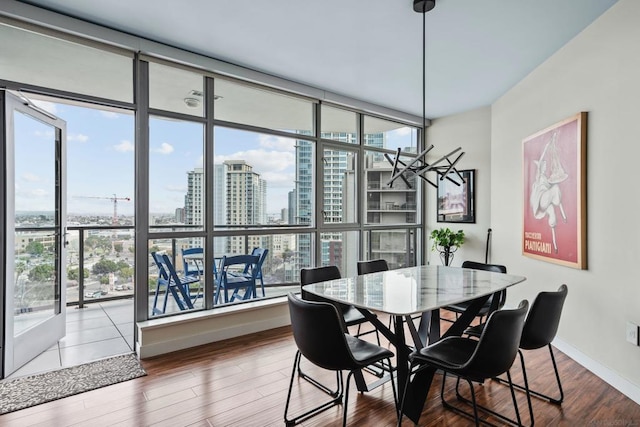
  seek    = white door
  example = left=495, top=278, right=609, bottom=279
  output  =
left=2, top=91, right=67, bottom=377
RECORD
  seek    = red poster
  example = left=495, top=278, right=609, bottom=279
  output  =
left=522, top=113, right=587, bottom=269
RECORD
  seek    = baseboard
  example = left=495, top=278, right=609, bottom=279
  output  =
left=553, top=337, right=640, bottom=405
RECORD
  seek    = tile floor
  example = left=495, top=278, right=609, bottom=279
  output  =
left=8, top=299, right=134, bottom=379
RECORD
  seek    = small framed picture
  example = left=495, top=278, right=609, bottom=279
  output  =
left=437, top=169, right=475, bottom=223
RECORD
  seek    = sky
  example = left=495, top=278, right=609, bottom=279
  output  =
left=15, top=99, right=415, bottom=217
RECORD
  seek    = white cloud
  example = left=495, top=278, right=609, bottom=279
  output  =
left=261, top=171, right=296, bottom=189
left=114, top=140, right=134, bottom=152
left=215, top=149, right=295, bottom=175
left=31, top=100, right=58, bottom=115
left=153, top=142, right=174, bottom=154
left=68, top=133, right=89, bottom=142
left=258, top=135, right=295, bottom=152
left=390, top=127, right=413, bottom=137
left=100, top=111, right=119, bottom=119
left=21, top=173, right=40, bottom=182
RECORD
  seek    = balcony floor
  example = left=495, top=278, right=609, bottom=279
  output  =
left=8, top=299, right=134, bottom=379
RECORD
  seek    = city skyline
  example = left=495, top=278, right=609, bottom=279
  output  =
left=20, top=98, right=415, bottom=218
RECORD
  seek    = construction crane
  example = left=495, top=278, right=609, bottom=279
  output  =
left=76, top=194, right=131, bottom=224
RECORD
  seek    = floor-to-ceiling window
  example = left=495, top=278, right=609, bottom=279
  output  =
left=0, top=16, right=423, bottom=326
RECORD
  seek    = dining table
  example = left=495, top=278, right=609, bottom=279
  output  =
left=301, top=264, right=527, bottom=424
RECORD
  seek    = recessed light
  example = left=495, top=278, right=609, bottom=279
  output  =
left=184, top=97, right=200, bottom=108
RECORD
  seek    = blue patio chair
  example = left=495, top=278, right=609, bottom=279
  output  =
left=236, top=248, right=268, bottom=297
left=181, top=247, right=206, bottom=301
left=215, top=254, right=260, bottom=304
left=182, top=247, right=204, bottom=276
left=151, top=251, right=200, bottom=315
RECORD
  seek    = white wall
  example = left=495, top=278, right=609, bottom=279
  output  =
left=492, top=0, right=640, bottom=400
left=425, top=106, right=493, bottom=266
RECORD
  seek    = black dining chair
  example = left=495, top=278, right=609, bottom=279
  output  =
left=399, top=299, right=529, bottom=426
left=357, top=258, right=389, bottom=275
left=298, top=265, right=380, bottom=395
left=301, top=266, right=376, bottom=339
left=284, top=293, right=396, bottom=427
left=442, top=260, right=508, bottom=324
left=466, top=284, right=568, bottom=425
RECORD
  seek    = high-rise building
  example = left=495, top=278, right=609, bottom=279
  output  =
left=185, top=168, right=204, bottom=226
left=287, top=189, right=296, bottom=226
left=291, top=131, right=412, bottom=270
left=184, top=165, right=227, bottom=255
left=224, top=160, right=266, bottom=254
left=362, top=152, right=417, bottom=268
left=213, top=164, right=227, bottom=255
left=175, top=207, right=185, bottom=223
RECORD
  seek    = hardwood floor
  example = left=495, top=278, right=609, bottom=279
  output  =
left=2, top=321, right=639, bottom=426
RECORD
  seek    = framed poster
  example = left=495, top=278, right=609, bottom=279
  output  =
left=522, top=112, right=587, bottom=269
left=437, top=169, right=475, bottom=223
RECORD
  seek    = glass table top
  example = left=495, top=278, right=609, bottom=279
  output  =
left=302, top=265, right=527, bottom=316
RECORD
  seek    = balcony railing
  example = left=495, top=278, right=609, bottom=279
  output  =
left=14, top=223, right=418, bottom=316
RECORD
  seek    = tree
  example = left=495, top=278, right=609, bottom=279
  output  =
left=67, top=267, right=89, bottom=281
left=67, top=267, right=79, bottom=281
left=119, top=266, right=134, bottom=281
left=92, top=258, right=119, bottom=275
left=85, top=235, right=112, bottom=252
left=25, top=241, right=45, bottom=256
left=114, top=242, right=123, bottom=253
left=28, top=264, right=55, bottom=282
left=15, top=261, right=27, bottom=285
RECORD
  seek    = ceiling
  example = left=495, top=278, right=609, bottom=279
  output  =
left=18, top=0, right=618, bottom=119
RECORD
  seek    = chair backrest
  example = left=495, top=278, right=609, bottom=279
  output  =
left=357, top=259, right=389, bottom=275
left=461, top=260, right=508, bottom=308
left=182, top=247, right=204, bottom=276
left=152, top=251, right=185, bottom=284
left=151, top=251, right=169, bottom=282
left=246, top=247, right=268, bottom=276
left=461, top=260, right=507, bottom=274
left=300, top=265, right=342, bottom=303
left=219, top=254, right=260, bottom=280
left=520, top=284, right=568, bottom=350
left=464, top=299, right=529, bottom=379
left=300, top=265, right=341, bottom=286
left=287, top=293, right=355, bottom=371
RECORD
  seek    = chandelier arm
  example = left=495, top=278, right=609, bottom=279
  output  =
left=439, top=152, right=465, bottom=180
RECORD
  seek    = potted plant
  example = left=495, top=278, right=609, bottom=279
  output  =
left=430, top=227, right=465, bottom=266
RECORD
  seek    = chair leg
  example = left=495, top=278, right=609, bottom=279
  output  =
left=284, top=351, right=344, bottom=426
left=439, top=372, right=480, bottom=426
left=506, top=369, right=524, bottom=426
left=297, top=358, right=342, bottom=397
left=151, top=282, right=164, bottom=315
left=343, top=371, right=353, bottom=427
left=518, top=350, right=535, bottom=425
left=444, top=370, right=525, bottom=427
left=493, top=344, right=564, bottom=405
